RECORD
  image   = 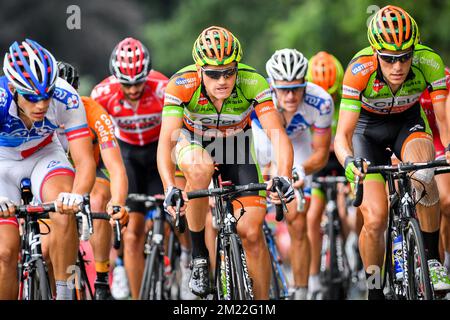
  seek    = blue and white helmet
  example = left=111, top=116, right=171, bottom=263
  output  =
left=3, top=39, right=58, bottom=97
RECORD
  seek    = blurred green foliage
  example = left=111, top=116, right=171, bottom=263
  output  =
left=143, top=0, right=450, bottom=77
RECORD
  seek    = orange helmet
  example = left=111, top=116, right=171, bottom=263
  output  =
left=192, top=26, right=242, bottom=66
left=368, top=5, right=419, bottom=51
left=306, top=51, right=344, bottom=95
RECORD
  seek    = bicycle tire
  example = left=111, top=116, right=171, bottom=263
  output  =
left=405, top=219, right=434, bottom=300
left=139, top=245, right=160, bottom=300
left=269, top=255, right=281, bottom=300
left=31, top=258, right=52, bottom=300
left=229, top=234, right=253, bottom=300
left=76, top=256, right=94, bottom=300
left=215, top=236, right=230, bottom=300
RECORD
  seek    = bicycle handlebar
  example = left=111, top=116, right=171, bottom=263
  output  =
left=352, top=159, right=449, bottom=207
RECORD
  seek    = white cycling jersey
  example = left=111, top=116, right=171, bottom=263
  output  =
left=0, top=76, right=89, bottom=160
left=251, top=82, right=334, bottom=196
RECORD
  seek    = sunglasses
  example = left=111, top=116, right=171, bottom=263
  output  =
left=273, top=82, right=307, bottom=93
left=201, top=66, right=238, bottom=80
left=17, top=88, right=55, bottom=103
left=121, top=81, right=146, bottom=88
left=377, top=50, right=414, bottom=64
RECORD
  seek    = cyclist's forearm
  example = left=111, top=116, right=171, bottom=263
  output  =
left=334, top=133, right=354, bottom=167
left=302, top=148, right=330, bottom=175
left=274, top=133, right=294, bottom=177
left=157, top=139, right=177, bottom=191
left=109, top=165, right=128, bottom=206
left=72, top=159, right=96, bottom=194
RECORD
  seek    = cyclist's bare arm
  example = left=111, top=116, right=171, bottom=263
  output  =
left=334, top=109, right=359, bottom=167
left=302, top=128, right=331, bottom=175
left=101, top=146, right=128, bottom=206
left=69, top=136, right=96, bottom=194
left=436, top=96, right=450, bottom=146
left=258, top=111, right=293, bottom=178
left=157, top=115, right=184, bottom=191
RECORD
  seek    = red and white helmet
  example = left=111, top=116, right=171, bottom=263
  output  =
left=109, top=37, right=151, bottom=85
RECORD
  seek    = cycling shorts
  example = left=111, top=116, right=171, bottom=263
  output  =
left=353, top=103, right=432, bottom=181
left=176, top=128, right=266, bottom=209
left=119, top=139, right=163, bottom=213
left=0, top=142, right=75, bottom=227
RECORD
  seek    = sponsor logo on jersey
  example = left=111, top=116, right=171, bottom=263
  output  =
left=47, top=160, right=61, bottom=169
left=66, top=94, right=80, bottom=110
left=237, top=77, right=258, bottom=86
left=409, top=124, right=424, bottom=132
left=198, top=97, right=208, bottom=106
left=351, top=61, right=374, bottom=75
left=286, top=113, right=309, bottom=135
left=116, top=114, right=161, bottom=131
left=413, top=56, right=440, bottom=70
left=432, top=78, right=447, bottom=89
left=175, top=77, right=196, bottom=87
left=164, top=93, right=182, bottom=106
left=0, top=87, right=8, bottom=107
left=343, top=85, right=360, bottom=98
left=255, top=89, right=272, bottom=101
left=372, top=79, right=385, bottom=93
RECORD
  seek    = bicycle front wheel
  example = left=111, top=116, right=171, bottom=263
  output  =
left=139, top=245, right=163, bottom=300
left=229, top=234, right=254, bottom=300
left=29, top=258, right=52, bottom=300
left=405, top=219, right=434, bottom=300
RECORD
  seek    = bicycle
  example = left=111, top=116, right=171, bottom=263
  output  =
left=186, top=170, right=287, bottom=300
left=353, top=159, right=449, bottom=300
left=128, top=193, right=186, bottom=300
left=74, top=209, right=122, bottom=300
left=17, top=178, right=92, bottom=300
left=313, top=176, right=351, bottom=300
left=263, top=217, right=290, bottom=300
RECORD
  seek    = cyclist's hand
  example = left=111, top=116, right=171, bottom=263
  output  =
left=164, top=186, right=188, bottom=218
left=0, top=196, right=16, bottom=217
left=267, top=176, right=295, bottom=204
left=106, top=203, right=129, bottom=227
left=56, top=192, right=83, bottom=215
left=292, top=166, right=305, bottom=190
left=344, top=157, right=368, bottom=184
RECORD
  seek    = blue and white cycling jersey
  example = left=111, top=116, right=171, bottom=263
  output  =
left=251, top=82, right=334, bottom=195
left=0, top=76, right=90, bottom=160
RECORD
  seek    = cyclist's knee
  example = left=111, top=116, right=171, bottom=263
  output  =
left=440, top=196, right=450, bottom=218
left=287, top=215, right=307, bottom=240
left=240, top=225, right=265, bottom=252
left=50, top=213, right=76, bottom=231
left=90, top=189, right=110, bottom=212
left=182, top=164, right=214, bottom=188
left=362, top=216, right=387, bottom=239
left=123, top=228, right=144, bottom=249
left=0, top=245, right=18, bottom=268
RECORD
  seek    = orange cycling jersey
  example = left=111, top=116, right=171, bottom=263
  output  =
left=81, top=96, right=118, bottom=165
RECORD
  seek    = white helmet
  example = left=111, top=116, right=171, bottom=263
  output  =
left=266, top=48, right=308, bottom=82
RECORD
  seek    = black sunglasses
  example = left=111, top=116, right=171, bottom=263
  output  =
left=377, top=50, right=414, bottom=64
left=201, top=66, right=238, bottom=80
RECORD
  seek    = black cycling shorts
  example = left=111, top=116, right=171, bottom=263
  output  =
left=119, top=139, right=163, bottom=213
left=353, top=103, right=432, bottom=166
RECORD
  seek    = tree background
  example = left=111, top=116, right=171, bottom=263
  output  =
left=0, top=0, right=448, bottom=95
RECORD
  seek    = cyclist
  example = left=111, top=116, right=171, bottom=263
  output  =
left=91, top=37, right=176, bottom=299
left=158, top=26, right=295, bottom=299
left=0, top=39, right=96, bottom=300
left=251, top=49, right=334, bottom=299
left=57, top=61, right=129, bottom=300
left=304, top=51, right=350, bottom=298
left=334, top=5, right=450, bottom=299
left=420, top=66, right=450, bottom=274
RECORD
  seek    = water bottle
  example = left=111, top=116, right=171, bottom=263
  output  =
left=392, top=233, right=404, bottom=280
